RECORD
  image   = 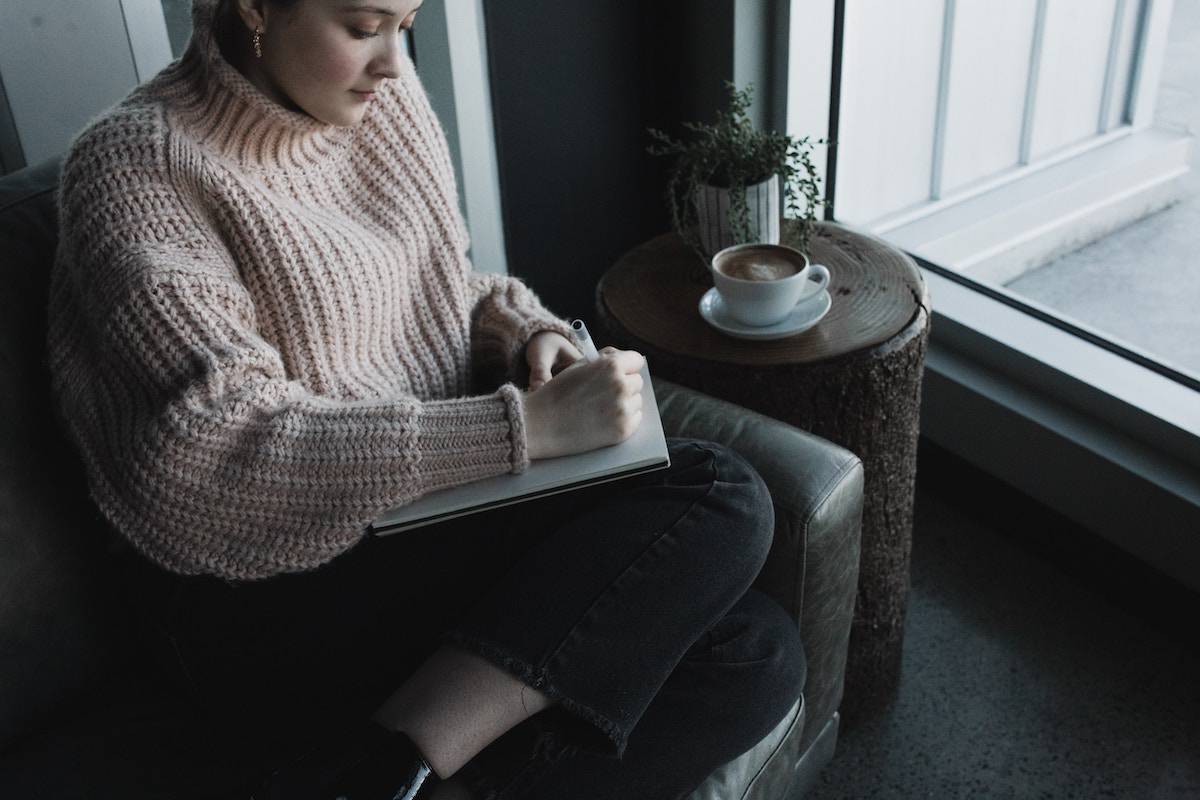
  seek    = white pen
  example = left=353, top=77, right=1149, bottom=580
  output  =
left=570, top=319, right=601, bottom=362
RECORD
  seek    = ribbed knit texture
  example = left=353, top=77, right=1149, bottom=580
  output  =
left=45, top=0, right=576, bottom=580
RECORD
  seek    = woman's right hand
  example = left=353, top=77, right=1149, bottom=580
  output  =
left=523, top=347, right=646, bottom=460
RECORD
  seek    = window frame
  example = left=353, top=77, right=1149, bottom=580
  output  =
left=408, top=0, right=509, bottom=276
left=785, top=0, right=1200, bottom=590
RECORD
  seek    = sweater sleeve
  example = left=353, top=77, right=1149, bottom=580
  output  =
left=47, top=147, right=532, bottom=582
left=467, top=271, right=578, bottom=387
left=49, top=258, right=532, bottom=581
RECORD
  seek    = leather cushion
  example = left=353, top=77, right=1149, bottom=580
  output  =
left=0, top=158, right=136, bottom=751
left=654, top=376, right=864, bottom=755
left=685, top=695, right=805, bottom=800
left=0, top=671, right=262, bottom=800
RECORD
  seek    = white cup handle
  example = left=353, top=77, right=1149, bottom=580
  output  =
left=803, top=263, right=830, bottom=298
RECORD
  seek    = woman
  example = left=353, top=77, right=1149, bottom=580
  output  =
left=45, top=1, right=806, bottom=798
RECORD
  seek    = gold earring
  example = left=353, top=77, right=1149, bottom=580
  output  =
left=252, top=26, right=263, bottom=59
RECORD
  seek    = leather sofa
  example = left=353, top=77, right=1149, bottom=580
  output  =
left=0, top=158, right=864, bottom=799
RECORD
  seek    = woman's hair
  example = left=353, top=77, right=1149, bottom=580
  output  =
left=212, top=0, right=302, bottom=58
left=215, top=0, right=302, bottom=19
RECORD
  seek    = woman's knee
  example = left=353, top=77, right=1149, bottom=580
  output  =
left=687, top=439, right=776, bottom=575
left=744, top=590, right=806, bottom=693
left=684, top=589, right=806, bottom=744
left=715, top=590, right=807, bottom=717
left=747, top=595, right=806, bottom=736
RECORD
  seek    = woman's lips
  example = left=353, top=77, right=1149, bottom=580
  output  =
left=351, top=90, right=376, bottom=101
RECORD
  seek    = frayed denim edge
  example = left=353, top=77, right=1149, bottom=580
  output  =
left=438, top=628, right=627, bottom=761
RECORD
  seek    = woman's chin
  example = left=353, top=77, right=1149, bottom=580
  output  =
left=303, top=103, right=366, bottom=128
left=340, top=109, right=369, bottom=128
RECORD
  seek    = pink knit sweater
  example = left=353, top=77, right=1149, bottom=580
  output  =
left=46, top=0, right=576, bottom=580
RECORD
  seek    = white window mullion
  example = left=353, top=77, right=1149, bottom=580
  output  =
left=930, top=0, right=956, bottom=202
left=784, top=0, right=836, bottom=219
left=1097, top=0, right=1129, bottom=134
left=1128, top=0, right=1175, bottom=129
left=1019, top=0, right=1048, bottom=167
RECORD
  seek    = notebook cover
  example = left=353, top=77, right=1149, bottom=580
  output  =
left=370, top=363, right=669, bottom=536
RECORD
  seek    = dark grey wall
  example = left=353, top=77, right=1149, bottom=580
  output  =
left=483, top=1, right=736, bottom=319
left=0, top=69, right=25, bottom=175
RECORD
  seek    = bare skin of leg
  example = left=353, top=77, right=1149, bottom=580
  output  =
left=371, top=644, right=554, bottom=780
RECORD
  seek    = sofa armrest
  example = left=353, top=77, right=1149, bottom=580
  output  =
left=654, top=377, right=863, bottom=752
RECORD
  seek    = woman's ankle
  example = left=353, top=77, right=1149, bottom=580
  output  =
left=332, top=723, right=442, bottom=799
left=370, top=644, right=552, bottom=778
left=370, top=719, right=454, bottom=780
left=429, top=775, right=475, bottom=800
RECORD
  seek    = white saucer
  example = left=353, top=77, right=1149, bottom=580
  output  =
left=698, top=287, right=832, bottom=341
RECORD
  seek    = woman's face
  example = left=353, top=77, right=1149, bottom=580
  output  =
left=237, top=0, right=422, bottom=127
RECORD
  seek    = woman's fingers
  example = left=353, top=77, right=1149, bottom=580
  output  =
left=607, top=349, right=645, bottom=374
left=625, top=371, right=644, bottom=397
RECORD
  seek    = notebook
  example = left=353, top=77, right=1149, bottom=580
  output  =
left=370, top=361, right=670, bottom=536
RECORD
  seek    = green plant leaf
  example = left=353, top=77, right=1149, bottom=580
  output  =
left=645, top=81, right=832, bottom=256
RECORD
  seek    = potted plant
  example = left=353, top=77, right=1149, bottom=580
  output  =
left=646, top=81, right=832, bottom=269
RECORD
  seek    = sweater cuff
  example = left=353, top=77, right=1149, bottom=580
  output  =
left=412, top=384, right=532, bottom=490
left=497, top=382, right=530, bottom=473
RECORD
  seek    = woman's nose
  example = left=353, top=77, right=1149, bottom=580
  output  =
left=372, top=39, right=404, bottom=80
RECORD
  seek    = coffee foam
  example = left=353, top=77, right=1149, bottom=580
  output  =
left=716, top=248, right=803, bottom=282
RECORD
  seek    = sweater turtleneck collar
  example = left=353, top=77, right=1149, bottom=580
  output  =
left=157, top=0, right=354, bottom=170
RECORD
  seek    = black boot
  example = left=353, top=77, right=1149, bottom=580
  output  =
left=255, top=719, right=441, bottom=800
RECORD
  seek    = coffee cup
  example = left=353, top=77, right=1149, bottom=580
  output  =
left=710, top=243, right=831, bottom=327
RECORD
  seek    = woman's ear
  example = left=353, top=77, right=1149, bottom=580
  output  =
left=231, top=0, right=268, bottom=32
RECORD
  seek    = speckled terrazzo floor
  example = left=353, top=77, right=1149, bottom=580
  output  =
left=806, top=437, right=1200, bottom=800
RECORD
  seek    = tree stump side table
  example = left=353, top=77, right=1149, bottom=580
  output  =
left=595, top=220, right=932, bottom=716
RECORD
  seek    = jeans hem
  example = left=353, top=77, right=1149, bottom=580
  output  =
left=438, top=629, right=627, bottom=760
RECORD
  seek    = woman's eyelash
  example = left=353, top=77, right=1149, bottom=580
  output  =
left=350, top=25, right=413, bottom=39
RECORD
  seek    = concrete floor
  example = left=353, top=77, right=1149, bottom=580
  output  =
left=808, top=438, right=1200, bottom=800
left=1005, top=0, right=1200, bottom=381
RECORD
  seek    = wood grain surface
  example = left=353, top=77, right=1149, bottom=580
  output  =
left=595, top=219, right=929, bottom=366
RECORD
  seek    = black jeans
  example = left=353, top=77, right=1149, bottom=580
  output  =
left=114, top=437, right=806, bottom=800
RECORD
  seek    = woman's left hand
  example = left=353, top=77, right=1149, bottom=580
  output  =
left=525, top=331, right=584, bottom=391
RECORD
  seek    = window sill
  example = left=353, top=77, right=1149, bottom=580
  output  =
left=876, top=125, right=1192, bottom=286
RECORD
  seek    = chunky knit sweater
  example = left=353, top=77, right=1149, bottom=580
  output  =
left=45, top=0, right=576, bottom=580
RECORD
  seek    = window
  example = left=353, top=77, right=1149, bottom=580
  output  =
left=783, top=0, right=1200, bottom=588
left=0, top=0, right=172, bottom=172
left=810, top=0, right=1196, bottom=385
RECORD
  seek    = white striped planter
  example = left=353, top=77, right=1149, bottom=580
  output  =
left=693, top=173, right=781, bottom=258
